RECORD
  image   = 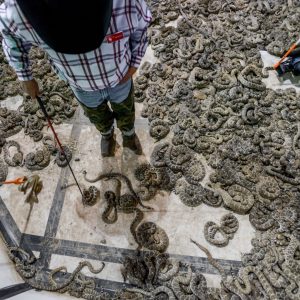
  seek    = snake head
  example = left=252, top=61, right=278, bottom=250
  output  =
left=82, top=170, right=87, bottom=175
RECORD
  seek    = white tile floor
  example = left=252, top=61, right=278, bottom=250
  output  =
left=1, top=49, right=299, bottom=299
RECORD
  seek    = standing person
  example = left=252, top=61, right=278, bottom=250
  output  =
left=0, top=0, right=152, bottom=156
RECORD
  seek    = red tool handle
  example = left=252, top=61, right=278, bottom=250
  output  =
left=35, top=96, right=84, bottom=197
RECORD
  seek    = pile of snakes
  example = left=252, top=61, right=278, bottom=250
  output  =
left=127, top=0, right=300, bottom=299
left=1, top=0, right=300, bottom=299
left=0, top=45, right=77, bottom=179
left=0, top=0, right=77, bottom=174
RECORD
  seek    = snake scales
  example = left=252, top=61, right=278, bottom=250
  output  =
left=131, top=0, right=300, bottom=298
left=204, top=213, right=239, bottom=247
left=5, top=245, right=109, bottom=299
left=82, top=171, right=170, bottom=252
left=1, top=0, right=300, bottom=298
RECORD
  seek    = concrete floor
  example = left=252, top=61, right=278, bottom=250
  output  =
left=1, top=45, right=300, bottom=299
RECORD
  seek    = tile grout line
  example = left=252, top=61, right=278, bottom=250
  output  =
left=0, top=196, right=34, bottom=255
left=24, top=234, right=242, bottom=275
left=40, top=110, right=83, bottom=268
left=0, top=104, right=241, bottom=295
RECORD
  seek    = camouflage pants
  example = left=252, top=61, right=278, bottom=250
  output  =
left=77, top=82, right=135, bottom=136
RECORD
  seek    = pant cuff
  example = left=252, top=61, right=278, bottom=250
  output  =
left=101, top=125, right=114, bottom=136
left=121, top=128, right=135, bottom=137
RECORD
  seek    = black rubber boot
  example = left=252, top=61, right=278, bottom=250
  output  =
left=101, top=131, right=116, bottom=157
left=123, top=133, right=142, bottom=155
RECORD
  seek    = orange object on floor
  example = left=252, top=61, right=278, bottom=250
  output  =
left=1, top=176, right=27, bottom=185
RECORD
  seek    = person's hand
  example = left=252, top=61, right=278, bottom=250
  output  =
left=22, top=79, right=40, bottom=99
left=120, top=67, right=137, bottom=83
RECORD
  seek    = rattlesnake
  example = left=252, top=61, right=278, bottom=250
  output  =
left=1, top=0, right=300, bottom=298
left=3, top=140, right=24, bottom=167
left=136, top=221, right=169, bottom=252
left=24, top=147, right=51, bottom=171
left=8, top=246, right=105, bottom=293
left=83, top=171, right=153, bottom=211
left=82, top=186, right=99, bottom=206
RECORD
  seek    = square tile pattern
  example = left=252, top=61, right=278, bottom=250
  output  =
left=0, top=50, right=295, bottom=299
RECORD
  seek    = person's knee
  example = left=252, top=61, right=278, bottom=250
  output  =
left=88, top=114, right=101, bottom=124
left=111, top=98, right=134, bottom=115
left=81, top=106, right=99, bottom=123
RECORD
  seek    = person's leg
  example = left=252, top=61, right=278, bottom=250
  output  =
left=109, top=79, right=142, bottom=154
left=110, top=81, right=135, bottom=135
left=289, top=47, right=300, bottom=58
left=79, top=101, right=114, bottom=135
left=71, top=87, right=116, bottom=156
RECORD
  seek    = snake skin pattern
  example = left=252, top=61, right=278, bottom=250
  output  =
left=1, top=0, right=300, bottom=298
left=204, top=213, right=239, bottom=247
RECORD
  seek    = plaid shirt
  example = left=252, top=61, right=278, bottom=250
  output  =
left=0, top=0, right=152, bottom=91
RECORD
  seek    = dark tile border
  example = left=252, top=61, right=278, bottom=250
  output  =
left=23, top=234, right=242, bottom=275
left=40, top=120, right=82, bottom=268
left=0, top=283, right=32, bottom=300
left=0, top=110, right=243, bottom=299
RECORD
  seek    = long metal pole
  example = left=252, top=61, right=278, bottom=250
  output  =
left=36, top=96, right=83, bottom=197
